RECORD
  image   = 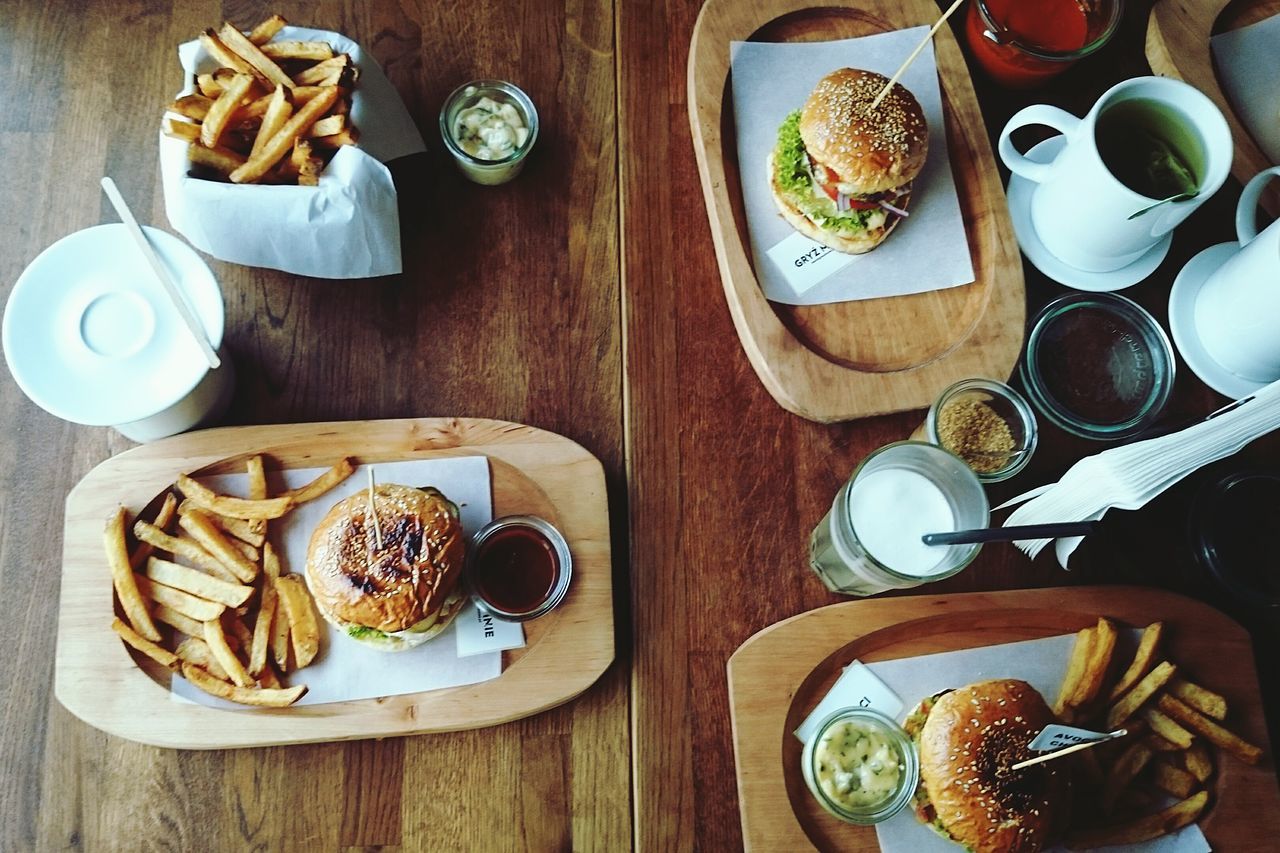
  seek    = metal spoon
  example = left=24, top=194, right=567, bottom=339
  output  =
left=1127, top=191, right=1197, bottom=220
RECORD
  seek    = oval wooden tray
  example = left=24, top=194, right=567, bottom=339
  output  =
left=1146, top=0, right=1280, bottom=215
left=56, top=418, right=613, bottom=749
left=688, top=0, right=1025, bottom=423
left=727, top=586, right=1278, bottom=851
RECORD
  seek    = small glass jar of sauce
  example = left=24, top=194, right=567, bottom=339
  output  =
left=468, top=515, right=572, bottom=621
left=801, top=707, right=919, bottom=825
left=962, top=0, right=1123, bottom=89
left=439, top=80, right=539, bottom=186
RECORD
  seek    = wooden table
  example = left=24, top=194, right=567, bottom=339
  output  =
left=619, top=0, right=1280, bottom=849
left=0, top=2, right=628, bottom=850
left=3, top=1, right=1278, bottom=852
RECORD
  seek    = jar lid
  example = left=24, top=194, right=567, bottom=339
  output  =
left=2, top=224, right=224, bottom=427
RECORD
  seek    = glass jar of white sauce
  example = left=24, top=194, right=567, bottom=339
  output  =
left=439, top=80, right=539, bottom=186
left=801, top=707, right=919, bottom=824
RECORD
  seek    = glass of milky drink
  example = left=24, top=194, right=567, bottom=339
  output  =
left=809, top=442, right=989, bottom=596
left=439, top=80, right=539, bottom=185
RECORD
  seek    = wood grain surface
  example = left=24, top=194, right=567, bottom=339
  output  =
left=687, top=0, right=1025, bottom=422
left=729, top=587, right=1279, bottom=851
left=1146, top=0, right=1280, bottom=215
left=58, top=418, right=613, bottom=748
left=622, top=0, right=1280, bottom=850
left=0, top=1, right=626, bottom=850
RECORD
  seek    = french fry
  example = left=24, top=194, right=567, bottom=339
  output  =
left=187, top=143, right=247, bottom=176
left=1109, top=621, right=1165, bottom=701
left=1073, top=617, right=1118, bottom=708
left=1152, top=760, right=1198, bottom=799
left=1156, top=694, right=1263, bottom=764
left=1067, top=791, right=1208, bottom=849
left=219, top=22, right=295, bottom=91
left=247, top=14, right=287, bottom=45
left=230, top=85, right=340, bottom=183
left=105, top=509, right=162, bottom=641
left=1169, top=679, right=1228, bottom=721
left=311, top=127, right=359, bottom=148
left=174, top=636, right=230, bottom=680
left=1184, top=742, right=1214, bottom=783
left=128, top=492, right=179, bottom=569
left=176, top=474, right=293, bottom=520
left=297, top=153, right=323, bottom=186
left=1143, top=707, right=1194, bottom=750
left=179, top=510, right=259, bottom=582
left=261, top=40, right=334, bottom=61
left=196, top=72, right=223, bottom=97
left=306, top=114, right=346, bottom=138
left=257, top=664, right=282, bottom=689
left=1106, top=661, right=1177, bottom=729
left=1101, top=740, right=1153, bottom=813
left=111, top=617, right=179, bottom=670
left=277, top=575, right=320, bottom=668
left=133, top=520, right=239, bottom=582
left=177, top=500, right=265, bottom=547
left=162, top=118, right=201, bottom=144
left=135, top=575, right=225, bottom=623
left=199, top=29, right=257, bottom=78
left=1146, top=735, right=1183, bottom=752
left=292, top=54, right=349, bottom=86
left=1056, top=626, right=1095, bottom=714
left=203, top=618, right=253, bottom=687
left=181, top=662, right=306, bottom=707
left=145, top=557, right=254, bottom=608
left=152, top=603, right=205, bottom=638
left=246, top=454, right=268, bottom=500
left=271, top=592, right=291, bottom=671
left=200, top=72, right=254, bottom=149
left=169, top=93, right=214, bottom=121
left=249, top=85, right=293, bottom=160
left=225, top=535, right=260, bottom=564
left=249, top=574, right=277, bottom=677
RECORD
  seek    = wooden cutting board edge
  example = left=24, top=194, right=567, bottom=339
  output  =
left=55, top=417, right=615, bottom=749
left=728, top=585, right=1279, bottom=851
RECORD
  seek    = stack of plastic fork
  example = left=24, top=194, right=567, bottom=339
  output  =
left=999, top=379, right=1280, bottom=567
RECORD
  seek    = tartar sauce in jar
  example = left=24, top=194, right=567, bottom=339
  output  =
left=813, top=720, right=905, bottom=809
left=453, top=90, right=530, bottom=161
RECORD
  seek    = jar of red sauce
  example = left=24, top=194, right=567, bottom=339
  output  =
left=962, top=0, right=1123, bottom=89
left=468, top=516, right=572, bottom=621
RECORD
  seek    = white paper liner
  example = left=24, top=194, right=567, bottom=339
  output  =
left=160, top=26, right=427, bottom=278
left=730, top=29, right=975, bottom=306
left=170, top=456, right=522, bottom=709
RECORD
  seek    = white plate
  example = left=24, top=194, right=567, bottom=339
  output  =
left=1006, top=136, right=1172, bottom=292
left=1168, top=242, right=1270, bottom=400
left=2, top=224, right=223, bottom=426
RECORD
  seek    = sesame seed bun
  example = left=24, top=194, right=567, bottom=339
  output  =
left=305, top=484, right=466, bottom=651
left=768, top=151, right=908, bottom=254
left=799, top=68, right=928, bottom=195
left=916, top=680, right=1069, bottom=853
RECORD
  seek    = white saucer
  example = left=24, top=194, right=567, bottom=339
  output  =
left=1006, top=136, right=1173, bottom=292
left=1168, top=242, right=1269, bottom=400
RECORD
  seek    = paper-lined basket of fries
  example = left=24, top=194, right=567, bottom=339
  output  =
left=159, top=15, right=425, bottom=278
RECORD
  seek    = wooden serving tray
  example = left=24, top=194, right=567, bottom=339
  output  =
left=688, top=0, right=1025, bottom=423
left=1146, top=0, right=1280, bottom=215
left=728, top=586, right=1279, bottom=851
left=56, top=418, right=613, bottom=749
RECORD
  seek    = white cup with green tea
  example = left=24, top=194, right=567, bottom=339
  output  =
left=1194, top=167, right=1280, bottom=382
left=998, top=77, right=1232, bottom=273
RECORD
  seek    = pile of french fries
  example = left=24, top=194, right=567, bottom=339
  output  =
left=106, top=455, right=356, bottom=707
left=1052, top=618, right=1263, bottom=848
left=162, top=15, right=359, bottom=186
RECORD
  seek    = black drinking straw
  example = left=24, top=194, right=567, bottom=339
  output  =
left=921, top=522, right=1099, bottom=546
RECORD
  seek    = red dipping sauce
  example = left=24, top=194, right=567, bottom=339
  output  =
left=963, top=0, right=1114, bottom=89
left=469, top=516, right=572, bottom=621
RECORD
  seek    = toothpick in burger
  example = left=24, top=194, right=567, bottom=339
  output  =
left=770, top=68, right=927, bottom=254
left=305, top=484, right=467, bottom=651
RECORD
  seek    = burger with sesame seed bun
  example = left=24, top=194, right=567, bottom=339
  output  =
left=305, top=484, right=467, bottom=652
left=770, top=68, right=928, bottom=254
left=902, top=679, right=1070, bottom=852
